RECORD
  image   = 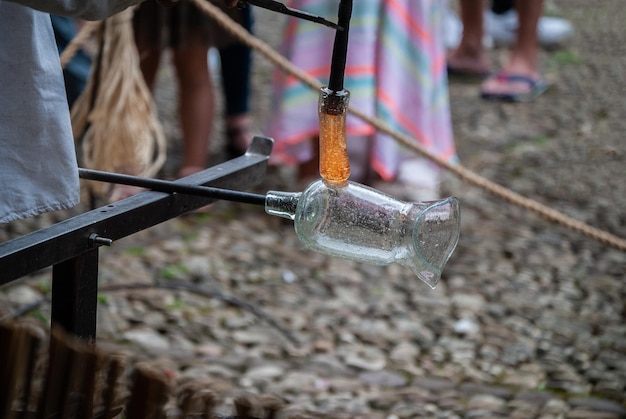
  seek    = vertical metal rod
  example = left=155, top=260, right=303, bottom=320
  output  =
left=328, top=0, right=353, bottom=91
left=51, top=248, right=100, bottom=342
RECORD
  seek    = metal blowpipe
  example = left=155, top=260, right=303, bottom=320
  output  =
left=237, top=0, right=343, bottom=30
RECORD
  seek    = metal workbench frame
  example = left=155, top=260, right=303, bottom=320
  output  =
left=0, top=136, right=273, bottom=341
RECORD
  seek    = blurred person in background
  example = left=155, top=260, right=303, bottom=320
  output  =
left=447, top=0, right=556, bottom=102
left=267, top=0, right=458, bottom=201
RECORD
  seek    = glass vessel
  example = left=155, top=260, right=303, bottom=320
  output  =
left=265, top=179, right=461, bottom=288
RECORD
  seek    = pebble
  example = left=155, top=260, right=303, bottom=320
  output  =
left=359, top=370, right=408, bottom=388
left=341, top=345, right=387, bottom=371
left=122, top=327, right=170, bottom=352
left=5, top=285, right=42, bottom=306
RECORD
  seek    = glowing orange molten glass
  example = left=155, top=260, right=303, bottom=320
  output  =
left=318, top=88, right=350, bottom=185
left=319, top=111, right=350, bottom=184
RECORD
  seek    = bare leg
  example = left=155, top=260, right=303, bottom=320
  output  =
left=172, top=44, right=214, bottom=176
left=219, top=7, right=254, bottom=155
left=506, top=0, right=542, bottom=76
left=481, top=0, right=544, bottom=96
left=447, top=0, right=490, bottom=75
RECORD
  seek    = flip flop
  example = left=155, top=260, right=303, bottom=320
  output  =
left=480, top=71, right=549, bottom=102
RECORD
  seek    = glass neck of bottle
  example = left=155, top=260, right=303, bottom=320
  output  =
left=264, top=190, right=302, bottom=220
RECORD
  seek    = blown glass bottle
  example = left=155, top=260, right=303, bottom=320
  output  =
left=265, top=179, right=461, bottom=288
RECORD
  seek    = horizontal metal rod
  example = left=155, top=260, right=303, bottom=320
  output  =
left=79, top=168, right=267, bottom=206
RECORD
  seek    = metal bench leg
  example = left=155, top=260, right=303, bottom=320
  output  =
left=51, top=248, right=99, bottom=342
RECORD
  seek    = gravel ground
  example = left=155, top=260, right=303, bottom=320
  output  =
left=1, top=1, right=625, bottom=417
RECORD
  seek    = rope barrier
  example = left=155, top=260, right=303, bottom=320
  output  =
left=61, top=2, right=626, bottom=252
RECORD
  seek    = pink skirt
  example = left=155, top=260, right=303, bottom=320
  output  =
left=266, top=0, right=457, bottom=181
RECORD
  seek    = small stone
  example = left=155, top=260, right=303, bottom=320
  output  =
left=271, top=371, right=319, bottom=394
left=568, top=397, right=626, bottom=415
left=182, top=255, right=212, bottom=277
left=123, top=328, right=170, bottom=351
left=451, top=292, right=486, bottom=312
left=566, top=409, right=623, bottom=419
left=244, top=364, right=285, bottom=381
left=5, top=285, right=42, bottom=306
left=453, top=318, right=480, bottom=336
left=182, top=363, right=237, bottom=380
left=313, top=339, right=334, bottom=353
left=327, top=377, right=363, bottom=393
left=232, top=329, right=272, bottom=345
left=359, top=370, right=408, bottom=388
left=195, top=343, right=224, bottom=357
left=342, top=346, right=387, bottom=371
left=541, top=398, right=569, bottom=415
left=282, top=269, right=296, bottom=283
left=502, top=371, right=543, bottom=389
left=459, top=382, right=513, bottom=400
left=513, top=391, right=554, bottom=408
left=389, top=341, right=420, bottom=365
left=501, top=341, right=535, bottom=365
left=466, top=394, right=506, bottom=411
left=412, top=376, right=457, bottom=392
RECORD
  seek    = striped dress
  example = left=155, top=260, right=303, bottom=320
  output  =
left=266, top=0, right=457, bottom=182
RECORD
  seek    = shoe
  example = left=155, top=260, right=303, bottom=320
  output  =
left=485, top=10, right=574, bottom=48
left=480, top=71, right=549, bottom=103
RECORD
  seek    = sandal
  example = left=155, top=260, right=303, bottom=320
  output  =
left=480, top=71, right=549, bottom=102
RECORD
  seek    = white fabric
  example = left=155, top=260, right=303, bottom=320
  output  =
left=0, top=0, right=140, bottom=223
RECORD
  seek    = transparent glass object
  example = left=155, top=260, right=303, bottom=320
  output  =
left=266, top=179, right=461, bottom=288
